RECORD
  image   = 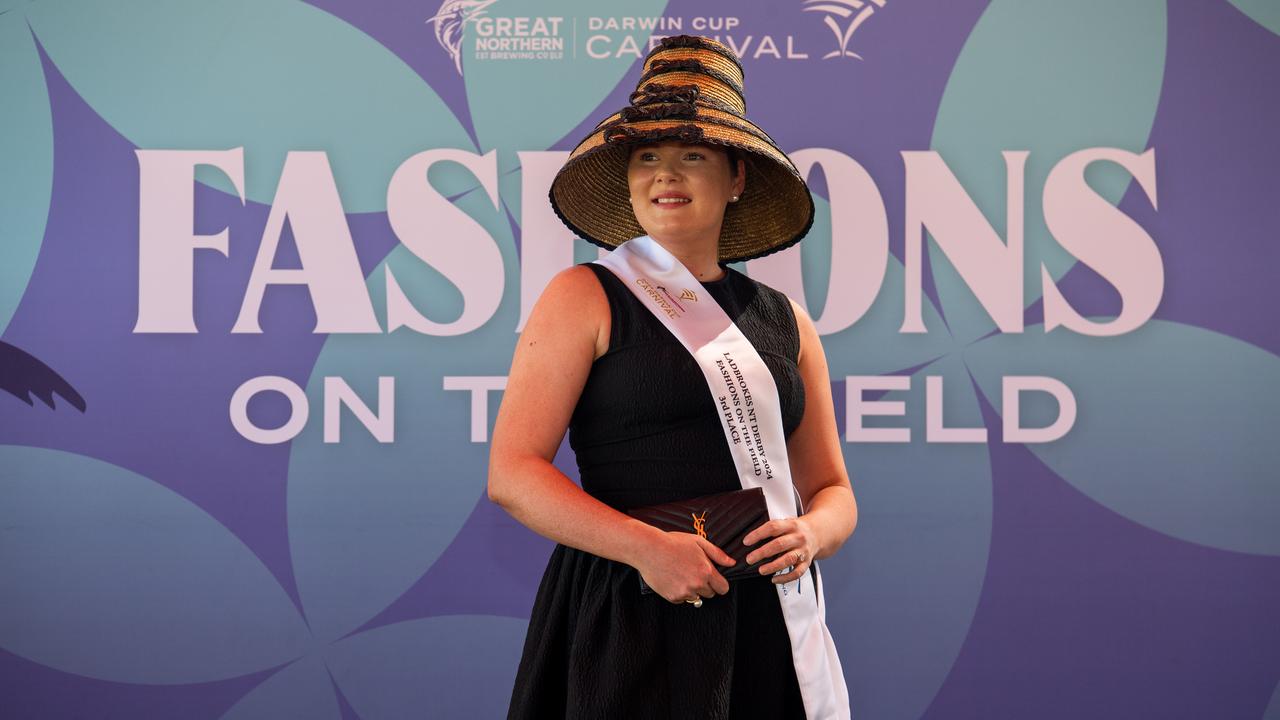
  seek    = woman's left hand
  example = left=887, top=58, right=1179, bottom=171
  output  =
left=743, top=516, right=820, bottom=585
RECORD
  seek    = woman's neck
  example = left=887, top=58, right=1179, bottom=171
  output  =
left=649, top=234, right=726, bottom=282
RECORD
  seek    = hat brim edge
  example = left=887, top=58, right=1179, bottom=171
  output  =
left=549, top=123, right=816, bottom=264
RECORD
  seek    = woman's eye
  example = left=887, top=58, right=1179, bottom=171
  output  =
left=685, top=153, right=704, bottom=160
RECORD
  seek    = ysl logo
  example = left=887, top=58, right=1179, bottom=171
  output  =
left=691, top=510, right=708, bottom=539
left=802, top=0, right=888, bottom=60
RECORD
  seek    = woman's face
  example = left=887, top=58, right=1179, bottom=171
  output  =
left=626, top=141, right=745, bottom=247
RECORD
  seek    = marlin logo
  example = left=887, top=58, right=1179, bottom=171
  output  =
left=802, top=0, right=887, bottom=60
left=426, top=0, right=497, bottom=75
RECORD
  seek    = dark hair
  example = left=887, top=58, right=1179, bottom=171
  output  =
left=723, top=146, right=743, bottom=178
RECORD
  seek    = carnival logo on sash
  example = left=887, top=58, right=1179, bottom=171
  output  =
left=802, top=0, right=890, bottom=60
left=634, top=277, right=693, bottom=319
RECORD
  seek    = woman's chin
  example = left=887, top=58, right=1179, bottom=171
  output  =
left=644, top=227, right=720, bottom=248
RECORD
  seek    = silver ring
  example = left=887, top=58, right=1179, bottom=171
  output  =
left=686, top=597, right=703, bottom=608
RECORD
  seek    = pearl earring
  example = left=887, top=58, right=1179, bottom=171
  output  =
left=730, top=195, right=739, bottom=202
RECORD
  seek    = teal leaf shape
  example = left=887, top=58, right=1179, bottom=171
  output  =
left=929, top=0, right=1166, bottom=344
left=753, top=193, right=955, bottom=377
left=494, top=158, right=602, bottom=267
left=822, top=355, right=992, bottom=720
left=25, top=0, right=475, bottom=212
left=324, top=615, right=527, bottom=720
left=0, top=14, right=53, bottom=336
left=799, top=193, right=838, bottom=318
left=0, top=445, right=311, bottom=684
left=288, top=185, right=519, bottom=644
left=462, top=0, right=669, bottom=155
left=497, top=162, right=526, bottom=229
left=815, top=205, right=957, bottom=376
left=965, top=320, right=1280, bottom=556
left=1228, top=0, right=1280, bottom=36
left=219, top=655, right=340, bottom=720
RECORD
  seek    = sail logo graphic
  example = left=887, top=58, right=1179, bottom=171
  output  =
left=802, top=0, right=889, bottom=60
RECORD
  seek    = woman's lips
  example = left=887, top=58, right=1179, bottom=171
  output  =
left=653, top=196, right=691, bottom=207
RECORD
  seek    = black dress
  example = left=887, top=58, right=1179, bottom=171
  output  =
left=507, top=262, right=808, bottom=719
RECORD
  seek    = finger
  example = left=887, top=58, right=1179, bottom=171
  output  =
left=771, top=563, right=808, bottom=585
left=696, top=536, right=738, bottom=567
left=742, top=520, right=776, bottom=546
left=710, top=572, right=730, bottom=595
left=746, top=517, right=800, bottom=546
left=679, top=587, right=703, bottom=603
left=746, top=536, right=799, bottom=566
left=759, top=547, right=806, bottom=576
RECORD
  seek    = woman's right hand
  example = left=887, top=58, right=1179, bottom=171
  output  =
left=636, top=531, right=738, bottom=604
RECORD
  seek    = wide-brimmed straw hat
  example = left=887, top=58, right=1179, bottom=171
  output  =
left=549, top=35, right=814, bottom=263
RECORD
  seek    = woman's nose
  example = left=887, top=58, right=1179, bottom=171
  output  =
left=655, top=154, right=686, bottom=180
left=655, top=160, right=681, bottom=182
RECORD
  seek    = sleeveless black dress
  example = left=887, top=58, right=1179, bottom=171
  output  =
left=506, top=262, right=808, bottom=719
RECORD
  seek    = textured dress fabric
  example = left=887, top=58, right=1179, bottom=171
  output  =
left=506, top=262, right=809, bottom=720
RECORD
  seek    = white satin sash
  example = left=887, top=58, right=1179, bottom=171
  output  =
left=595, top=235, right=851, bottom=719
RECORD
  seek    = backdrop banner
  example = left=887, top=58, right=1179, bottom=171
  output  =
left=2, top=1, right=1278, bottom=718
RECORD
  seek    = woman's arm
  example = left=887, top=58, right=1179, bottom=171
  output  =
left=487, top=266, right=736, bottom=601
left=743, top=297, right=858, bottom=582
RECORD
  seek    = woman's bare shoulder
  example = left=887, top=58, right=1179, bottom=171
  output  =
left=493, top=264, right=609, bottom=465
left=527, top=264, right=611, bottom=361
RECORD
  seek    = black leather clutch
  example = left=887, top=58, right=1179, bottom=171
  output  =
left=624, top=487, right=771, bottom=594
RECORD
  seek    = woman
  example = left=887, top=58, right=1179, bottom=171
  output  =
left=488, top=35, right=856, bottom=719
